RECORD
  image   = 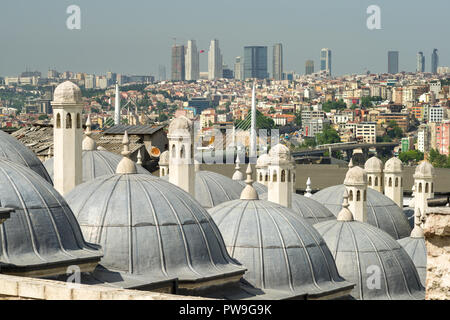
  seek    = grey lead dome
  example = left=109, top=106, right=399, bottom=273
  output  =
left=0, top=159, right=102, bottom=275
left=315, top=219, right=424, bottom=300
left=66, top=173, right=245, bottom=283
left=208, top=199, right=354, bottom=298
left=260, top=192, right=336, bottom=225
left=311, top=185, right=411, bottom=239
left=44, top=149, right=150, bottom=183
left=0, top=129, right=52, bottom=183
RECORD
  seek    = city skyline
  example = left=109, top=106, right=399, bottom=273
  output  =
left=0, top=0, right=449, bottom=77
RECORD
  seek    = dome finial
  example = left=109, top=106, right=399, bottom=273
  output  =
left=232, top=155, right=244, bottom=181
left=410, top=207, right=425, bottom=238
left=136, top=149, right=142, bottom=165
left=304, top=177, right=312, bottom=197
left=348, top=158, right=354, bottom=168
left=116, top=131, right=137, bottom=174
left=82, top=114, right=97, bottom=151
left=337, top=189, right=354, bottom=221
left=240, top=164, right=259, bottom=200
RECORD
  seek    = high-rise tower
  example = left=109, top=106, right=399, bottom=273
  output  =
left=320, top=48, right=332, bottom=76
left=431, top=49, right=439, bottom=74
left=244, top=46, right=268, bottom=79
left=388, top=51, right=399, bottom=74
left=208, top=39, right=223, bottom=80
left=272, top=43, right=283, bottom=80
left=185, top=40, right=200, bottom=81
left=417, top=52, right=425, bottom=73
left=171, top=45, right=185, bottom=81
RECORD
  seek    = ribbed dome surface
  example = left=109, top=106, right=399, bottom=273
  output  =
left=66, top=173, right=244, bottom=282
left=44, top=150, right=150, bottom=183
left=311, top=185, right=411, bottom=239
left=0, top=159, right=102, bottom=273
left=163, top=171, right=244, bottom=209
left=315, top=219, right=424, bottom=300
left=53, top=81, right=82, bottom=104
left=414, top=160, right=434, bottom=179
left=260, top=193, right=336, bottom=225
left=384, top=157, right=403, bottom=173
left=0, top=129, right=52, bottom=183
left=208, top=199, right=353, bottom=298
left=397, top=236, right=427, bottom=287
left=364, top=156, right=383, bottom=173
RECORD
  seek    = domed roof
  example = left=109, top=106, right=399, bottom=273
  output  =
left=260, top=193, right=336, bottom=225
left=66, top=173, right=245, bottom=283
left=397, top=236, right=426, bottom=287
left=208, top=197, right=353, bottom=298
left=268, top=143, right=291, bottom=165
left=364, top=156, right=383, bottom=173
left=384, top=157, right=403, bottom=173
left=0, top=159, right=102, bottom=276
left=52, top=81, right=82, bottom=104
left=0, top=129, right=52, bottom=183
left=315, top=218, right=424, bottom=300
left=168, top=116, right=193, bottom=134
left=44, top=150, right=150, bottom=184
left=163, top=170, right=244, bottom=209
left=414, top=160, right=434, bottom=179
left=311, top=185, right=412, bottom=239
left=256, top=153, right=271, bottom=168
left=344, top=166, right=367, bottom=186
left=397, top=210, right=427, bottom=286
left=159, top=150, right=169, bottom=166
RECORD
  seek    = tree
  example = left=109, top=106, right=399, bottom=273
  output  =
left=316, top=125, right=341, bottom=145
left=294, top=112, right=302, bottom=127
left=38, top=114, right=48, bottom=121
left=322, top=99, right=346, bottom=112
left=386, top=120, right=404, bottom=140
left=159, top=113, right=168, bottom=122
left=429, top=149, right=448, bottom=168
left=399, top=150, right=424, bottom=164
left=361, top=96, right=373, bottom=109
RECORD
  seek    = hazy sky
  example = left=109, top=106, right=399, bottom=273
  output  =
left=0, top=0, right=448, bottom=77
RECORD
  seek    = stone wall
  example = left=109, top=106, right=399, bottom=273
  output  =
left=0, top=274, right=207, bottom=300
left=424, top=207, right=450, bottom=300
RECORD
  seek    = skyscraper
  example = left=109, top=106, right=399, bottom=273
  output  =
left=272, top=43, right=283, bottom=80
left=431, top=49, right=439, bottom=74
left=208, top=39, right=223, bottom=80
left=185, top=40, right=200, bottom=81
left=234, top=56, right=242, bottom=80
left=320, top=48, right=332, bottom=76
left=305, top=60, right=314, bottom=75
left=388, top=51, right=399, bottom=74
left=244, top=46, right=268, bottom=79
left=417, top=52, right=425, bottom=73
left=171, top=45, right=185, bottom=81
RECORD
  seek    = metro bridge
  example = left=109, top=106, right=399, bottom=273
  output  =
left=292, top=142, right=399, bottom=160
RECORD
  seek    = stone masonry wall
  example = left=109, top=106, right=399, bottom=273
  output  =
left=424, top=207, right=450, bottom=300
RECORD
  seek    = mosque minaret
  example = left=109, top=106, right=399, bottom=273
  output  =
left=267, top=144, right=294, bottom=208
left=51, top=81, right=84, bottom=195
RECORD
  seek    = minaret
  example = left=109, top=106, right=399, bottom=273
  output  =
left=232, top=155, right=244, bottom=181
left=116, top=131, right=137, bottom=174
left=158, top=150, right=169, bottom=177
left=167, top=116, right=195, bottom=196
left=82, top=115, right=97, bottom=151
left=267, top=144, right=293, bottom=208
left=384, top=157, right=403, bottom=207
left=304, top=177, right=312, bottom=197
left=364, top=156, right=383, bottom=193
left=344, top=165, right=368, bottom=223
left=115, top=81, right=121, bottom=125
left=52, top=81, right=83, bottom=195
left=250, top=82, right=257, bottom=158
left=410, top=208, right=425, bottom=238
left=413, top=160, right=435, bottom=217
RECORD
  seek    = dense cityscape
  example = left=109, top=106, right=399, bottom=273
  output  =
left=1, top=43, right=450, bottom=167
